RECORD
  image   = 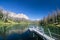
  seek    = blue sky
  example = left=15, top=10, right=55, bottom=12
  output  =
left=0, top=0, right=60, bottom=20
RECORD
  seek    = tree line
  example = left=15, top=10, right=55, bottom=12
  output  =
left=39, top=9, right=60, bottom=26
left=0, top=9, right=8, bottom=22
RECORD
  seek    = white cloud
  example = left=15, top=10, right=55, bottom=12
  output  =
left=30, top=19, right=40, bottom=21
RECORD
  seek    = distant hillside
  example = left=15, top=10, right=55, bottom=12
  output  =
left=0, top=9, right=29, bottom=22
left=39, top=9, right=60, bottom=27
left=0, top=8, right=40, bottom=25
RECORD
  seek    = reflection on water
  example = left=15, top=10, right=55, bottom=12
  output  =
left=0, top=36, right=3, bottom=40
left=7, top=30, right=33, bottom=40
left=0, top=24, right=60, bottom=40
left=0, top=28, right=43, bottom=40
left=42, top=26, right=60, bottom=40
left=0, top=24, right=42, bottom=40
left=0, top=24, right=29, bottom=40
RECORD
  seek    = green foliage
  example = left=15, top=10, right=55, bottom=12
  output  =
left=39, top=9, right=60, bottom=26
left=0, top=12, right=3, bottom=19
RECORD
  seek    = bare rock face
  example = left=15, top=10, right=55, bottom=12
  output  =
left=0, top=9, right=29, bottom=21
left=8, top=12, right=29, bottom=20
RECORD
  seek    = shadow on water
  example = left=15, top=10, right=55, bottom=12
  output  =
left=0, top=24, right=54, bottom=40
left=0, top=24, right=60, bottom=40
left=7, top=30, right=32, bottom=40
left=7, top=30, right=44, bottom=40
left=0, top=36, right=3, bottom=40
left=0, top=30, right=44, bottom=40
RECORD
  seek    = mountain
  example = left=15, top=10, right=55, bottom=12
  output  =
left=0, top=9, right=39, bottom=25
left=0, top=9, right=29, bottom=22
left=8, top=12, right=29, bottom=20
